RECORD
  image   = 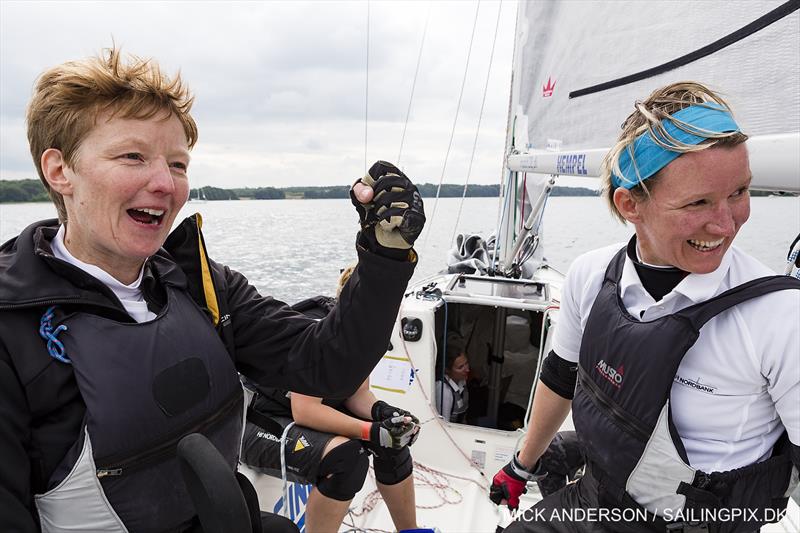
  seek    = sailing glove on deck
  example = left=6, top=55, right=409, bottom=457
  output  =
left=351, top=161, right=425, bottom=261
left=489, top=452, right=546, bottom=510
left=371, top=400, right=420, bottom=425
left=364, top=415, right=420, bottom=449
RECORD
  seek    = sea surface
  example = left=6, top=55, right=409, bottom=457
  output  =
left=1, top=196, right=798, bottom=303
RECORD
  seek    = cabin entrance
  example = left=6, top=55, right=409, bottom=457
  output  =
left=432, top=275, right=552, bottom=431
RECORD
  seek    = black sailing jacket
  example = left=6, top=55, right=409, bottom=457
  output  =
left=0, top=215, right=415, bottom=532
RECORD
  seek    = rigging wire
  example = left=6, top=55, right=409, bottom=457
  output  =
left=364, top=0, right=370, bottom=174
left=397, top=1, right=432, bottom=167
left=450, top=0, right=504, bottom=246
left=422, top=1, right=482, bottom=250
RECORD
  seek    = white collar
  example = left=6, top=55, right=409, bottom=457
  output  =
left=619, top=246, right=733, bottom=305
left=52, top=225, right=147, bottom=292
left=445, top=375, right=465, bottom=393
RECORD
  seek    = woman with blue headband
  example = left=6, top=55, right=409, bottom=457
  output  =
left=490, top=82, right=799, bottom=532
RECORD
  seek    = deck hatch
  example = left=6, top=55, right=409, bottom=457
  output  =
left=443, top=275, right=548, bottom=310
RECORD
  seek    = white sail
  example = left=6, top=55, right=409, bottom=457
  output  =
left=506, top=0, right=800, bottom=192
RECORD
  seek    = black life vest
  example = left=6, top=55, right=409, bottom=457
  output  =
left=571, top=247, right=800, bottom=533
left=444, top=376, right=468, bottom=422
left=34, top=283, right=243, bottom=533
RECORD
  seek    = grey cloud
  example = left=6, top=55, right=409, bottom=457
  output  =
left=1, top=0, right=516, bottom=187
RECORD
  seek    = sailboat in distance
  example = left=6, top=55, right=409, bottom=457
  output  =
left=190, top=187, right=208, bottom=203
left=244, top=1, right=800, bottom=531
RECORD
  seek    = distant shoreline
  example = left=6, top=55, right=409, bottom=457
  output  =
left=0, top=179, right=600, bottom=203
left=1, top=178, right=793, bottom=204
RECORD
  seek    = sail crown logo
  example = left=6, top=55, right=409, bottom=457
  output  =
left=595, top=359, right=624, bottom=388
left=542, top=77, right=556, bottom=98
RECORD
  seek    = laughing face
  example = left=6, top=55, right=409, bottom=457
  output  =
left=43, top=111, right=190, bottom=283
left=615, top=143, right=751, bottom=274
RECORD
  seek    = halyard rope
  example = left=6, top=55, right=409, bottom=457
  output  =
left=451, top=0, right=505, bottom=247
left=422, top=1, right=482, bottom=250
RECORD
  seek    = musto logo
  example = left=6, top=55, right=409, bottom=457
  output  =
left=595, top=360, right=624, bottom=388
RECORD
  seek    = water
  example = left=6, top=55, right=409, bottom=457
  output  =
left=1, top=196, right=798, bottom=303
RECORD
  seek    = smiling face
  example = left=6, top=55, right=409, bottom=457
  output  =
left=43, top=111, right=190, bottom=283
left=614, top=144, right=751, bottom=274
left=447, top=354, right=470, bottom=383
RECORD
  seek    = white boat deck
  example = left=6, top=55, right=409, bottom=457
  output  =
left=244, top=270, right=800, bottom=532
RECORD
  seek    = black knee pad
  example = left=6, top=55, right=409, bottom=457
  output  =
left=315, top=440, right=368, bottom=501
left=372, top=446, right=413, bottom=486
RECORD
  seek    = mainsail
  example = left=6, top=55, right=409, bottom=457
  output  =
left=506, top=0, right=799, bottom=188
left=498, top=0, right=800, bottom=272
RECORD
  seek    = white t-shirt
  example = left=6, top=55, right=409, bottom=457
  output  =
left=52, top=225, right=156, bottom=323
left=553, top=242, right=799, bottom=472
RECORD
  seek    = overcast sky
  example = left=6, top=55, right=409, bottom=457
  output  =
left=1, top=0, right=528, bottom=189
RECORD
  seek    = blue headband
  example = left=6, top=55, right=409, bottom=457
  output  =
left=611, top=102, right=741, bottom=189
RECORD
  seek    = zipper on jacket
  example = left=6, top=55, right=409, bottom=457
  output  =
left=96, top=389, right=242, bottom=478
left=0, top=296, right=82, bottom=311
left=578, top=366, right=650, bottom=442
left=0, top=296, right=132, bottom=324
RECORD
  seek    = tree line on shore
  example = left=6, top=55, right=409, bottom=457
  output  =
left=1, top=179, right=606, bottom=203
left=4, top=178, right=791, bottom=204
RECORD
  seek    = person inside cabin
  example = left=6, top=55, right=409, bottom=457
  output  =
left=0, top=47, right=426, bottom=533
left=241, top=265, right=430, bottom=533
left=435, top=334, right=471, bottom=423
left=489, top=81, right=799, bottom=532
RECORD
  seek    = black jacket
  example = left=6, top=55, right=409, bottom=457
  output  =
left=0, top=215, right=414, bottom=532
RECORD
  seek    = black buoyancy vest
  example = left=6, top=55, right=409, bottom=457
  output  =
left=444, top=376, right=468, bottom=422
left=572, top=247, right=800, bottom=533
left=34, top=283, right=243, bottom=533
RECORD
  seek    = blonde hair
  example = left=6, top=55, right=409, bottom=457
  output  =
left=26, top=47, right=198, bottom=222
left=600, top=82, right=748, bottom=223
left=336, top=265, right=356, bottom=297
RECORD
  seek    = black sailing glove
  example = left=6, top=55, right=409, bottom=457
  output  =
left=371, top=400, right=420, bottom=425
left=350, top=161, right=425, bottom=261
left=364, top=415, right=420, bottom=449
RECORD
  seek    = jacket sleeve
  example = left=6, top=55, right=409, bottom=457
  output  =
left=224, top=247, right=415, bottom=399
left=0, top=342, right=38, bottom=532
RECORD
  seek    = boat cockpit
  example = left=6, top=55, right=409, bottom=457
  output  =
left=401, top=274, right=556, bottom=433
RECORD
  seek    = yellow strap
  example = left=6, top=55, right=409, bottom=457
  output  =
left=195, top=214, right=220, bottom=325
left=370, top=384, right=407, bottom=394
